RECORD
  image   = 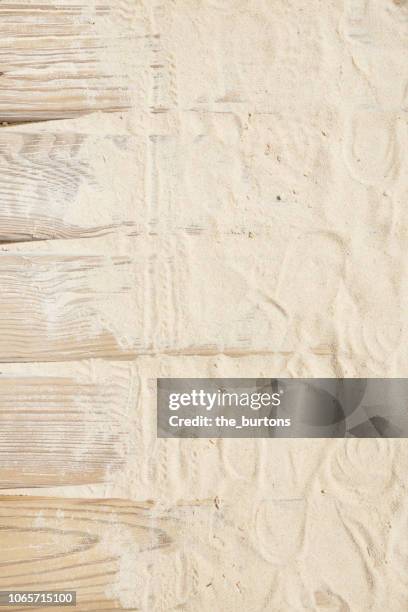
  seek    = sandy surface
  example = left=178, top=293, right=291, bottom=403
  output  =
left=123, top=1, right=408, bottom=609
left=2, top=0, right=408, bottom=609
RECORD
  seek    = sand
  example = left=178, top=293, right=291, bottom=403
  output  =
left=1, top=0, right=407, bottom=610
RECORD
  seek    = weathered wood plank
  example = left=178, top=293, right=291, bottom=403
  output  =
left=0, top=497, right=213, bottom=610
left=0, top=254, right=141, bottom=361
left=0, top=1, right=138, bottom=121
left=0, top=129, right=141, bottom=242
left=0, top=363, right=132, bottom=488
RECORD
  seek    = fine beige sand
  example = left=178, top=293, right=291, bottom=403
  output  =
left=0, top=1, right=407, bottom=610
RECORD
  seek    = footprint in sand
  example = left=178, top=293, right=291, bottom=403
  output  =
left=133, top=551, right=202, bottom=610
left=220, top=438, right=261, bottom=481
left=255, top=498, right=306, bottom=565
left=342, top=0, right=371, bottom=44
left=389, top=496, right=408, bottom=588
left=276, top=231, right=345, bottom=352
left=342, top=0, right=408, bottom=44
left=324, top=438, right=395, bottom=502
left=344, top=107, right=399, bottom=187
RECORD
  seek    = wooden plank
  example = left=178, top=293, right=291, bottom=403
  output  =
left=0, top=254, right=141, bottom=361
left=0, top=1, right=138, bottom=121
left=0, top=363, right=132, bottom=488
left=0, top=129, right=141, bottom=242
left=0, top=497, right=213, bottom=610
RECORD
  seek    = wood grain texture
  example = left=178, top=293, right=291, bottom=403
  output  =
left=0, top=1, right=136, bottom=121
left=0, top=497, right=213, bottom=610
left=0, top=254, right=140, bottom=362
left=0, top=366, right=131, bottom=488
left=0, top=130, right=140, bottom=242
